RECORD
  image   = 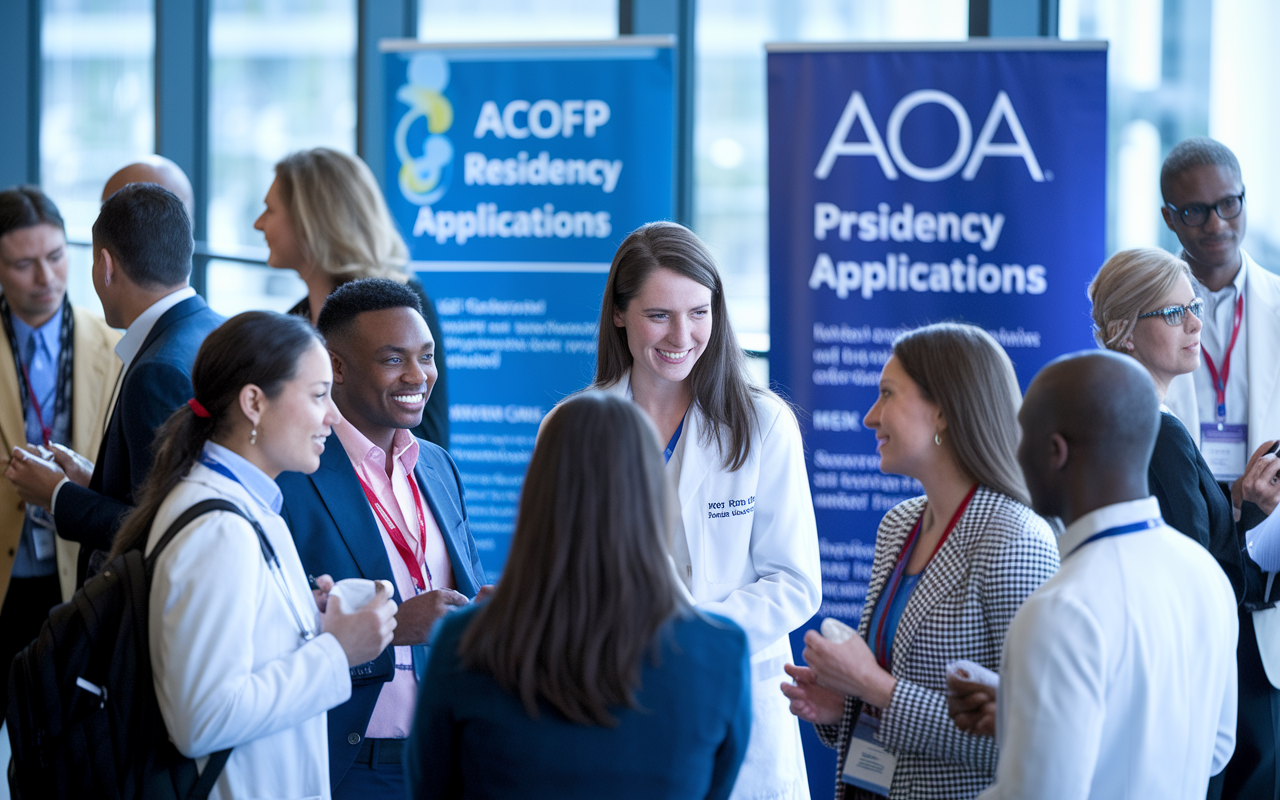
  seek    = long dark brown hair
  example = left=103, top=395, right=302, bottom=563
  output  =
left=593, top=221, right=762, bottom=471
left=458, top=392, right=686, bottom=726
left=892, top=323, right=1030, bottom=506
left=109, top=312, right=324, bottom=559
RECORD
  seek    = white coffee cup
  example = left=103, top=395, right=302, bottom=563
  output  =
left=327, top=578, right=395, bottom=613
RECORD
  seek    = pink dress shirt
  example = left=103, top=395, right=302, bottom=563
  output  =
left=335, top=420, right=454, bottom=739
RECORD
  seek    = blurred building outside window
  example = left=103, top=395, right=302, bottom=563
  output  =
left=693, top=0, right=968, bottom=377
left=41, top=0, right=155, bottom=320
left=204, top=0, right=357, bottom=317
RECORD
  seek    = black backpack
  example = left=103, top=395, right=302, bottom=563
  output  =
left=5, top=499, right=268, bottom=799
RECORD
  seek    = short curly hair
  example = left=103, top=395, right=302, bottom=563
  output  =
left=316, top=277, right=423, bottom=343
left=1160, top=137, right=1242, bottom=201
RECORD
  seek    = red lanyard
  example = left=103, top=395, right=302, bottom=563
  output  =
left=354, top=470, right=434, bottom=593
left=872, top=484, right=978, bottom=670
left=1202, top=294, right=1243, bottom=422
left=18, top=362, right=51, bottom=446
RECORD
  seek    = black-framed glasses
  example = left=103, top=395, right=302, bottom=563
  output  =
left=1165, top=190, right=1245, bottom=227
left=1138, top=297, right=1205, bottom=327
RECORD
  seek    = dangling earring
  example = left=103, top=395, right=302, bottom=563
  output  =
left=250, top=427, right=258, bottom=446
left=935, top=432, right=942, bottom=446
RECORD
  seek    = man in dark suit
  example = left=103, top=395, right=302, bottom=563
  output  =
left=6, top=183, right=223, bottom=583
left=277, top=278, right=487, bottom=799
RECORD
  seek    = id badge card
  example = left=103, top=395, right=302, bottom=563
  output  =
left=27, top=505, right=57, bottom=562
left=841, top=708, right=897, bottom=796
left=1201, top=423, right=1247, bottom=480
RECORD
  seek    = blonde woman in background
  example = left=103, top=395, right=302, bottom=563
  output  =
left=784, top=323, right=1059, bottom=800
left=254, top=148, right=451, bottom=449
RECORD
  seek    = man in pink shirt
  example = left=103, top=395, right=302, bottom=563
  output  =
left=278, top=278, right=488, bottom=798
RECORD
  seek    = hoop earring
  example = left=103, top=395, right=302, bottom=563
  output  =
left=250, top=428, right=258, bottom=446
left=934, top=433, right=942, bottom=446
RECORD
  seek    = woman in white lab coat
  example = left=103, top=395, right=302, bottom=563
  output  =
left=109, top=312, right=397, bottom=799
left=589, top=221, right=823, bottom=800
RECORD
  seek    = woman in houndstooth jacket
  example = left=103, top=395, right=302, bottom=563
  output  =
left=782, top=323, right=1060, bottom=800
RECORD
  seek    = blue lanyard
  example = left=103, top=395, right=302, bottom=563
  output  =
left=1077, top=518, right=1160, bottom=550
left=664, top=411, right=688, bottom=464
left=199, top=454, right=241, bottom=486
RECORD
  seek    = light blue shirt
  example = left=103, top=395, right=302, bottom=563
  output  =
left=201, top=441, right=283, bottom=514
left=11, top=305, right=66, bottom=577
left=1246, top=508, right=1280, bottom=575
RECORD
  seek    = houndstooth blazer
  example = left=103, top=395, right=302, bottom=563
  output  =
left=815, top=486, right=1059, bottom=800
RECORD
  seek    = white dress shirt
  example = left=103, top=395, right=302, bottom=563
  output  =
left=1192, top=254, right=1248, bottom=428
left=978, top=497, right=1238, bottom=800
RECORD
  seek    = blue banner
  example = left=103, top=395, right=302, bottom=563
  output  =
left=767, top=43, right=1106, bottom=792
left=384, top=40, right=674, bottom=577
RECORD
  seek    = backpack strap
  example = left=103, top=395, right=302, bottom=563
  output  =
left=143, top=499, right=251, bottom=572
left=187, top=748, right=232, bottom=800
left=144, top=498, right=261, bottom=797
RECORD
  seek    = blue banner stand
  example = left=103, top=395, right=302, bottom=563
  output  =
left=381, top=38, right=675, bottom=578
left=767, top=40, right=1107, bottom=797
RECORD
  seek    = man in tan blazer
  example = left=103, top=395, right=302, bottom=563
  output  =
left=0, top=186, right=119, bottom=716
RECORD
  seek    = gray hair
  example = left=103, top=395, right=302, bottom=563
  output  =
left=1161, top=137, right=1242, bottom=201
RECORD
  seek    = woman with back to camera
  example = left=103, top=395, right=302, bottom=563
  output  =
left=253, top=147, right=451, bottom=448
left=406, top=391, right=752, bottom=799
left=782, top=322, right=1060, bottom=800
left=108, top=312, right=397, bottom=799
left=570, top=221, right=821, bottom=800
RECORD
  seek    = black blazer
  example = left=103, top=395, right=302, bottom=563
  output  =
left=54, top=295, right=223, bottom=583
left=277, top=433, right=485, bottom=789
left=1148, top=411, right=1246, bottom=603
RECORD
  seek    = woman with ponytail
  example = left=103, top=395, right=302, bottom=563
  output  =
left=111, top=311, right=397, bottom=799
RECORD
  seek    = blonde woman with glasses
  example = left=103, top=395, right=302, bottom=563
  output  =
left=783, top=322, right=1059, bottom=799
left=1087, top=248, right=1245, bottom=600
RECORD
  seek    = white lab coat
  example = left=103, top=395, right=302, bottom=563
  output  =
left=147, top=463, right=352, bottom=800
left=601, top=373, right=823, bottom=800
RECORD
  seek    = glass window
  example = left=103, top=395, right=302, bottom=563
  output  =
left=205, top=0, right=357, bottom=316
left=1208, top=0, right=1280, bottom=269
left=418, top=0, right=617, bottom=41
left=693, top=0, right=968, bottom=359
left=41, top=0, right=155, bottom=317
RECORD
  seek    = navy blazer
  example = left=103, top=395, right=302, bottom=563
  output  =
left=277, top=433, right=485, bottom=788
left=54, top=294, right=223, bottom=582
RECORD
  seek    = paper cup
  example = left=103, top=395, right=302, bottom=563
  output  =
left=328, top=578, right=395, bottom=613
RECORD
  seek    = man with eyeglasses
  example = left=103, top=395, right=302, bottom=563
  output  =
left=1160, top=137, right=1280, bottom=800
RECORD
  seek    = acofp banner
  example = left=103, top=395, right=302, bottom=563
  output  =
left=383, top=39, right=674, bottom=577
left=767, top=41, right=1106, bottom=792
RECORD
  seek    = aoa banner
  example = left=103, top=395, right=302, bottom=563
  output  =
left=767, top=41, right=1106, bottom=789
left=382, top=39, right=674, bottom=576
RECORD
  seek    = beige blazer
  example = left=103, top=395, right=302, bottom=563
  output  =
left=0, top=306, right=121, bottom=602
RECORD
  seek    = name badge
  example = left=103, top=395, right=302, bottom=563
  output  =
left=1201, top=423, right=1248, bottom=480
left=27, top=506, right=57, bottom=562
left=841, top=709, right=897, bottom=796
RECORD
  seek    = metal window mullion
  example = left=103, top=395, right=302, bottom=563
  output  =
left=155, top=0, right=211, bottom=296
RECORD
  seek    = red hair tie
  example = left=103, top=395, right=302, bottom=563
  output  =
left=188, top=398, right=211, bottom=418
